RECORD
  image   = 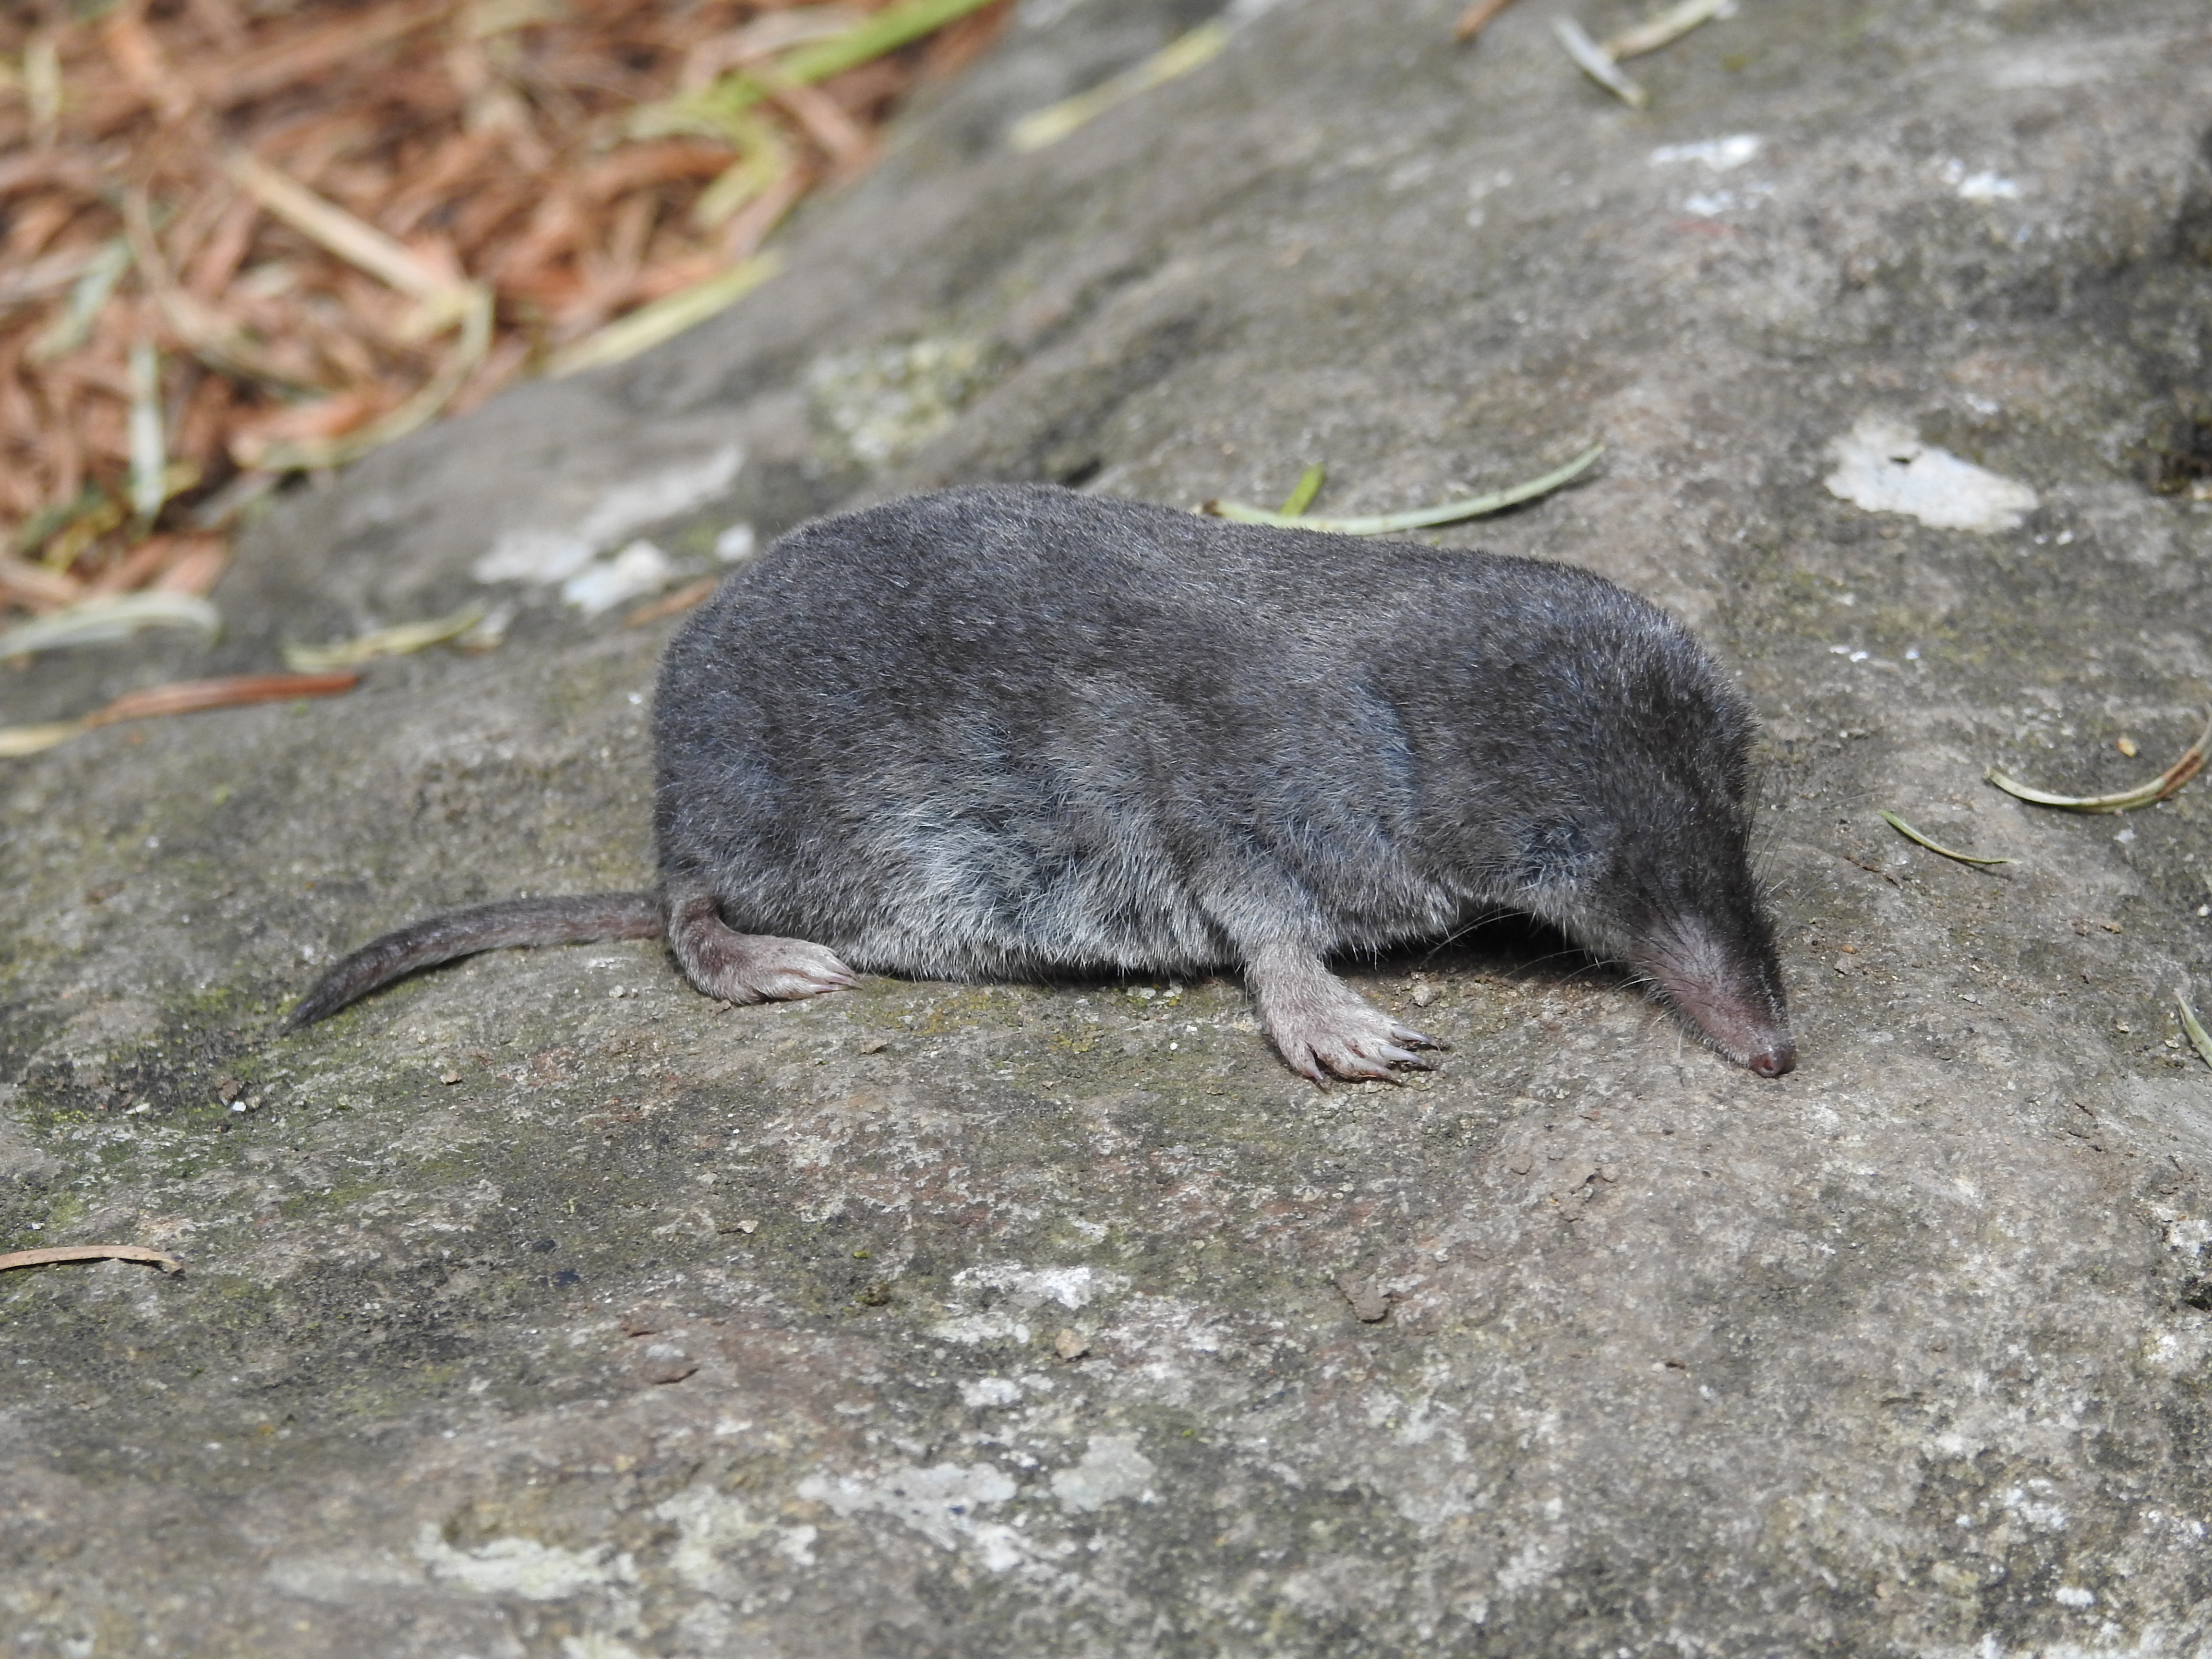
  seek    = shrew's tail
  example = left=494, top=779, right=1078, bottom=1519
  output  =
left=285, top=892, right=661, bottom=1029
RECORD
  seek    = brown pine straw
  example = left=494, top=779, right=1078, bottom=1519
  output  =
left=0, top=669, right=361, bottom=757
left=79, top=670, right=361, bottom=726
left=0, top=1244, right=184, bottom=1274
left=0, top=0, right=1016, bottom=626
left=623, top=575, right=720, bottom=628
left=1453, top=0, right=1521, bottom=42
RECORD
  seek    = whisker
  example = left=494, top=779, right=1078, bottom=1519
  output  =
left=1414, top=909, right=1518, bottom=962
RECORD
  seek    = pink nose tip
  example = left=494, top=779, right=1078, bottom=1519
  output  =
left=1748, top=1044, right=1796, bottom=1079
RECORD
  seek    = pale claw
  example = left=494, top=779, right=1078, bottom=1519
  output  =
left=749, top=940, right=859, bottom=1001
left=1269, top=995, right=1447, bottom=1086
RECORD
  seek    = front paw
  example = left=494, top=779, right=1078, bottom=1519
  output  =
left=1268, top=1003, right=1444, bottom=1085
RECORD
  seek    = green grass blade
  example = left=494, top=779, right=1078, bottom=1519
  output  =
left=780, top=0, right=1008, bottom=86
left=1986, top=709, right=2212, bottom=813
left=2177, top=988, right=2212, bottom=1069
left=1878, top=810, right=2014, bottom=866
left=1206, top=443, right=1603, bottom=534
left=1277, top=464, right=1325, bottom=517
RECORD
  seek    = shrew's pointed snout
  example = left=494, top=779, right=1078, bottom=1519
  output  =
left=1748, top=1041, right=1797, bottom=1079
left=1633, top=913, right=1795, bottom=1077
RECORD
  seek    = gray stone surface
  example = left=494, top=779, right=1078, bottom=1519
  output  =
left=7, top=0, right=2212, bottom=1652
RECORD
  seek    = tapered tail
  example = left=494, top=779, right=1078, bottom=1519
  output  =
left=285, top=892, right=662, bottom=1029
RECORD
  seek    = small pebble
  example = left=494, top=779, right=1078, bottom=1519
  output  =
left=1411, top=984, right=1438, bottom=1008
left=440, top=1070, right=461, bottom=1085
left=1054, top=1327, right=1090, bottom=1360
left=636, top=1343, right=699, bottom=1385
left=1334, top=1274, right=1391, bottom=1323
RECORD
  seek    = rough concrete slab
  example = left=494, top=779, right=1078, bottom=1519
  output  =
left=7, top=0, right=2212, bottom=1652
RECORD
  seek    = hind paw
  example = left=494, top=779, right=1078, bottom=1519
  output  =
left=707, top=935, right=858, bottom=1002
left=669, top=897, right=857, bottom=1003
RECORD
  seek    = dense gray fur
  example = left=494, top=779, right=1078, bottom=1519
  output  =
left=293, top=483, right=1794, bottom=1080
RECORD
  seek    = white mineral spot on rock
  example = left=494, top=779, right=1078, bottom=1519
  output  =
left=2000, top=1484, right=2069, bottom=1532
left=1939, top=158, right=2023, bottom=201
left=2054, top=1585, right=2096, bottom=1608
left=794, top=1461, right=1018, bottom=1551
left=1496, top=1533, right=1563, bottom=1594
left=931, top=1311, right=1033, bottom=1345
left=1648, top=134, right=1762, bottom=171
left=2141, top=1327, right=2212, bottom=1375
left=473, top=445, right=743, bottom=583
left=264, top=1548, right=423, bottom=1602
left=2164, top=1216, right=2212, bottom=1257
left=1048, top=1434, right=1155, bottom=1512
left=1824, top=414, right=2038, bottom=531
left=559, top=1634, right=646, bottom=1659
left=961, top=1375, right=1023, bottom=1408
left=561, top=539, right=675, bottom=615
left=954, top=1262, right=1122, bottom=1310
left=654, top=1485, right=814, bottom=1588
left=968, top=1523, right=1029, bottom=1575
left=1986, top=43, right=2122, bottom=89
left=413, top=1523, right=634, bottom=1599
left=552, top=447, right=741, bottom=550
left=1957, top=173, right=2021, bottom=202
left=476, top=526, right=595, bottom=585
